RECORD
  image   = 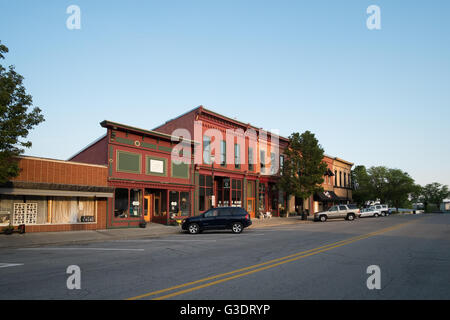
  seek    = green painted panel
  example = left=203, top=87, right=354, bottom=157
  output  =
left=116, top=150, right=141, bottom=174
left=141, top=142, right=157, bottom=150
left=115, top=137, right=135, bottom=146
left=171, top=162, right=190, bottom=179
left=145, top=155, right=167, bottom=177
left=158, top=145, right=172, bottom=153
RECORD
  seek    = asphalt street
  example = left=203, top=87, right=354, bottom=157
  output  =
left=1, top=214, right=449, bottom=300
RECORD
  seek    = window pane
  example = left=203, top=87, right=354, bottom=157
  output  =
left=169, top=191, right=180, bottom=215
left=129, top=189, right=142, bottom=217
left=114, top=188, right=128, bottom=218
left=203, top=136, right=211, bottom=164
left=180, top=192, right=190, bottom=216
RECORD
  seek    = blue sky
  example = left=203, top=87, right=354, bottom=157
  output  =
left=1, top=0, right=449, bottom=187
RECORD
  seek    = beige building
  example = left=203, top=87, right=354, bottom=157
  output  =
left=332, top=157, right=353, bottom=204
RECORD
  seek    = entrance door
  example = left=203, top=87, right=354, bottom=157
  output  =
left=247, top=198, right=255, bottom=218
left=144, top=195, right=152, bottom=223
left=152, top=194, right=162, bottom=221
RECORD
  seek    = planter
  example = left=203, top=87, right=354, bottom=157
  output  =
left=3, top=229, right=14, bottom=235
left=139, top=222, right=147, bottom=228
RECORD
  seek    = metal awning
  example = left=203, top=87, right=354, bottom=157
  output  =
left=314, top=191, right=340, bottom=202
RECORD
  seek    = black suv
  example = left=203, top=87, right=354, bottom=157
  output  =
left=181, top=207, right=252, bottom=234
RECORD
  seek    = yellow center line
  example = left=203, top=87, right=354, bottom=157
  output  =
left=127, top=219, right=417, bottom=300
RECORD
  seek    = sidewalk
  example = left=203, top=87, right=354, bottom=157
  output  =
left=0, top=216, right=312, bottom=249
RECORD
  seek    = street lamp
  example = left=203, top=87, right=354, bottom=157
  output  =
left=210, top=154, right=215, bottom=208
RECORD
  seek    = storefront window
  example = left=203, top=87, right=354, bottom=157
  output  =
left=170, top=191, right=180, bottom=215
left=231, top=179, right=242, bottom=207
left=114, top=188, right=129, bottom=218
left=0, top=195, right=97, bottom=225
left=180, top=192, right=190, bottom=216
left=199, top=174, right=213, bottom=212
left=217, top=178, right=231, bottom=207
left=129, top=189, right=142, bottom=217
left=259, top=183, right=266, bottom=213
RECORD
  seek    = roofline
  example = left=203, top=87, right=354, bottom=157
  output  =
left=200, top=106, right=290, bottom=142
left=333, top=157, right=354, bottom=166
left=67, top=133, right=107, bottom=161
left=101, top=120, right=200, bottom=144
left=18, top=155, right=108, bottom=169
left=152, top=105, right=202, bottom=131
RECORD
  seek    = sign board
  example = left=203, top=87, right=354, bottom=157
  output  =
left=150, top=159, right=164, bottom=173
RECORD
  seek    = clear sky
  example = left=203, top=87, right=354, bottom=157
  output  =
left=1, top=0, right=449, bottom=187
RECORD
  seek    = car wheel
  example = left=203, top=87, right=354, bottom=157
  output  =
left=319, top=215, right=327, bottom=222
left=347, top=213, right=355, bottom=221
left=374, top=213, right=379, bottom=217
left=381, top=212, right=385, bottom=217
left=188, top=223, right=200, bottom=234
left=231, top=222, right=243, bottom=234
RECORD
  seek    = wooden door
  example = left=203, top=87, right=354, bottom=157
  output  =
left=144, top=195, right=152, bottom=222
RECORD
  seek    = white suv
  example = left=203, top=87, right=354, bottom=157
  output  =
left=371, top=204, right=389, bottom=216
left=314, top=205, right=360, bottom=222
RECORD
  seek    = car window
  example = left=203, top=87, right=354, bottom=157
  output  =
left=218, top=209, right=232, bottom=217
left=204, top=209, right=219, bottom=217
left=339, top=205, right=347, bottom=210
left=329, top=206, right=338, bottom=211
left=231, top=208, right=247, bottom=216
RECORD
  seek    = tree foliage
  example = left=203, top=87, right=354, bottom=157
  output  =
left=351, top=165, right=371, bottom=206
left=420, top=183, right=450, bottom=211
left=351, top=165, right=416, bottom=209
left=278, top=131, right=328, bottom=201
left=0, top=41, right=44, bottom=183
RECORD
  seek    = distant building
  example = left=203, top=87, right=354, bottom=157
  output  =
left=440, top=199, right=450, bottom=212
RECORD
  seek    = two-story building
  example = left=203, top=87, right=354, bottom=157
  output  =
left=153, top=106, right=289, bottom=218
left=70, top=120, right=197, bottom=228
left=332, top=157, right=354, bottom=204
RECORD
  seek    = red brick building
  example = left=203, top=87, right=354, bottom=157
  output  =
left=0, top=156, right=112, bottom=232
left=154, top=106, right=290, bottom=218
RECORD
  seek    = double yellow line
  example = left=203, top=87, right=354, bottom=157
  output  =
left=127, top=219, right=416, bottom=300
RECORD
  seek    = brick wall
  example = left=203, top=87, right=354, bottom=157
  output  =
left=11, top=156, right=108, bottom=187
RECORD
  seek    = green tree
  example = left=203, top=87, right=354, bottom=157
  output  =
left=409, top=184, right=423, bottom=204
left=351, top=165, right=372, bottom=206
left=0, top=41, right=44, bottom=183
left=384, top=169, right=416, bottom=211
left=421, top=183, right=450, bottom=212
left=367, top=166, right=389, bottom=203
left=278, top=131, right=328, bottom=218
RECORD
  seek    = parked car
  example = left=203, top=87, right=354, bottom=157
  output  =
left=371, top=204, right=389, bottom=216
left=360, top=207, right=381, bottom=218
left=181, top=207, right=252, bottom=234
left=314, top=205, right=360, bottom=222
